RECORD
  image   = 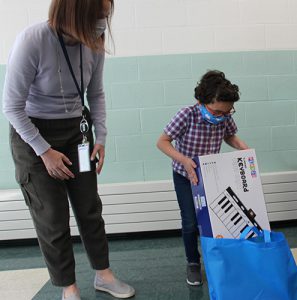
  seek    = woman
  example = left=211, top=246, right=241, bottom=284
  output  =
left=2, top=1, right=135, bottom=299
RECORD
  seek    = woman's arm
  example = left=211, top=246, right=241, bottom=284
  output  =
left=3, top=28, right=74, bottom=180
left=86, top=52, right=107, bottom=147
left=86, top=52, right=106, bottom=174
left=2, top=31, right=51, bottom=156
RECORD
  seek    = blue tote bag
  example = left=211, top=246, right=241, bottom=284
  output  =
left=201, top=227, right=297, bottom=300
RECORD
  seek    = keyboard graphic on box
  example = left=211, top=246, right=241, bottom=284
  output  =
left=209, top=187, right=262, bottom=239
left=191, top=150, right=270, bottom=239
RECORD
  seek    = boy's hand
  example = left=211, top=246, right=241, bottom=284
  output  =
left=182, top=157, right=198, bottom=185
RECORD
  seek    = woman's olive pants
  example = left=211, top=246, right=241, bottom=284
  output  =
left=9, top=116, right=109, bottom=287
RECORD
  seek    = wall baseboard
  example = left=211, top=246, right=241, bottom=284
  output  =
left=0, top=172, right=296, bottom=241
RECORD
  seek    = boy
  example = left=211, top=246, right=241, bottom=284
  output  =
left=157, top=70, right=248, bottom=286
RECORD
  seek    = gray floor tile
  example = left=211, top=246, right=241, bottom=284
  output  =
left=0, top=224, right=296, bottom=300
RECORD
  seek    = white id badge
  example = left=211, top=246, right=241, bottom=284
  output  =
left=78, top=143, right=91, bottom=172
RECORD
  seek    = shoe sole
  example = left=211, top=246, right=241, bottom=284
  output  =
left=94, top=285, right=135, bottom=299
left=186, top=279, right=203, bottom=286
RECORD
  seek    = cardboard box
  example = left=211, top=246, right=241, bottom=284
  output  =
left=191, top=149, right=270, bottom=238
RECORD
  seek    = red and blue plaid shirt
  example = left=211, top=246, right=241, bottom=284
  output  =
left=164, top=103, right=237, bottom=178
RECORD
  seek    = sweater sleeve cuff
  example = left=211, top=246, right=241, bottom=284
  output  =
left=29, top=134, right=51, bottom=156
left=95, top=135, right=106, bottom=146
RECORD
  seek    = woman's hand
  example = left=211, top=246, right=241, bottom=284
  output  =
left=182, top=157, right=198, bottom=185
left=91, top=144, right=105, bottom=174
left=41, top=148, right=75, bottom=180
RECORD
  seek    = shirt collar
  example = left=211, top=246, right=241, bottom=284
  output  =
left=194, top=103, right=205, bottom=124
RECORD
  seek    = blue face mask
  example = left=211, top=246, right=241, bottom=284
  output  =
left=199, top=104, right=228, bottom=125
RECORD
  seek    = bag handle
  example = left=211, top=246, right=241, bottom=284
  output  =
left=240, top=226, right=271, bottom=243
left=240, top=226, right=261, bottom=239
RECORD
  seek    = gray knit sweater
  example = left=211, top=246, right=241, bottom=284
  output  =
left=2, top=21, right=107, bottom=156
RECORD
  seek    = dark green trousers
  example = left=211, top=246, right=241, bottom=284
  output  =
left=9, top=116, right=109, bottom=287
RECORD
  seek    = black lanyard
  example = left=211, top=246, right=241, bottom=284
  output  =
left=57, top=33, right=85, bottom=115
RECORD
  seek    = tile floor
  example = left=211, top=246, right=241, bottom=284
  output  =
left=0, top=225, right=296, bottom=300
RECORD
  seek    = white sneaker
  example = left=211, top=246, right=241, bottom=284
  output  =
left=94, top=274, right=135, bottom=298
left=62, top=290, right=81, bottom=300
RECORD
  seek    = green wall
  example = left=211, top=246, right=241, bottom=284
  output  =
left=1, top=50, right=297, bottom=188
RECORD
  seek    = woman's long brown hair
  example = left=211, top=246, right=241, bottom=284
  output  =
left=48, top=0, right=113, bottom=51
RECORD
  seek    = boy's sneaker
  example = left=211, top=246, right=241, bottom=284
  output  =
left=94, top=274, right=135, bottom=298
left=186, top=263, right=203, bottom=286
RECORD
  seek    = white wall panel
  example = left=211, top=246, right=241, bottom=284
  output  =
left=0, top=172, right=296, bottom=241
left=1, top=0, right=297, bottom=63
left=163, top=27, right=215, bottom=54
left=186, top=0, right=240, bottom=26
left=111, top=0, right=135, bottom=30
left=135, top=0, right=187, bottom=28
left=288, top=0, right=297, bottom=24
left=0, top=8, right=28, bottom=64
left=239, top=0, right=289, bottom=24
left=110, top=29, right=163, bottom=57
left=215, top=25, right=266, bottom=51
left=27, top=7, right=50, bottom=25
left=267, top=201, right=297, bottom=212
left=185, top=0, right=215, bottom=27
left=266, top=25, right=297, bottom=49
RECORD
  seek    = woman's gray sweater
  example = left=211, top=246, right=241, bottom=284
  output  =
left=2, top=21, right=107, bottom=156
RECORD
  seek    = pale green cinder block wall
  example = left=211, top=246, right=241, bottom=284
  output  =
left=1, top=50, right=297, bottom=189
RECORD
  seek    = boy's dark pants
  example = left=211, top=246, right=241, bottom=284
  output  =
left=9, top=117, right=109, bottom=287
left=173, top=171, right=201, bottom=264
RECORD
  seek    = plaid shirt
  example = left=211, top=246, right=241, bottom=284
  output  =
left=164, top=104, right=237, bottom=178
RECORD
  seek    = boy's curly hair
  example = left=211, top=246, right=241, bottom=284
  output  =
left=194, top=70, right=240, bottom=104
